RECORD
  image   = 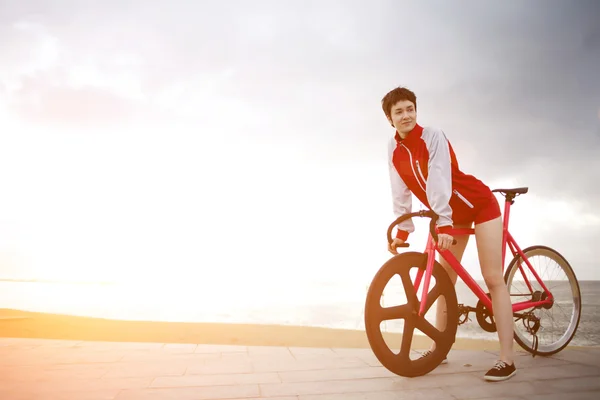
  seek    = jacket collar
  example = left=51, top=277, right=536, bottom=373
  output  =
left=394, top=123, right=423, bottom=145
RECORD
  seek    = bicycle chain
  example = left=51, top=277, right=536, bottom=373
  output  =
left=522, top=310, right=541, bottom=358
left=457, top=304, right=474, bottom=325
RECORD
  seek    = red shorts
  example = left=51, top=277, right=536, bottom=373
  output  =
left=454, top=193, right=502, bottom=226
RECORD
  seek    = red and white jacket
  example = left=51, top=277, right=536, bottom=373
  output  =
left=388, top=123, right=493, bottom=240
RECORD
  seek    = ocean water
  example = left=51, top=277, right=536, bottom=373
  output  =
left=0, top=278, right=598, bottom=347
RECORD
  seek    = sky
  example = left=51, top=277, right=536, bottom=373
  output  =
left=0, top=0, right=599, bottom=301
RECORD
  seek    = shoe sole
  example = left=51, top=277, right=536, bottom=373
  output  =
left=484, top=370, right=517, bottom=382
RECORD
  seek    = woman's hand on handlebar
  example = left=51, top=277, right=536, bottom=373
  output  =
left=388, top=238, right=405, bottom=255
left=436, top=233, right=455, bottom=251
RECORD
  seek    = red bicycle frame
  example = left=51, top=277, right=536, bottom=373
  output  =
left=414, top=196, right=554, bottom=317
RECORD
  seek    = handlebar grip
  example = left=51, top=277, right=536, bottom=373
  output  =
left=387, top=210, right=458, bottom=248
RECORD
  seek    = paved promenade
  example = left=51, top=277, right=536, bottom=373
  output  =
left=1, top=337, right=599, bottom=399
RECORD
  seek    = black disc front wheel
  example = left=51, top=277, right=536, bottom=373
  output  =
left=364, top=252, right=458, bottom=377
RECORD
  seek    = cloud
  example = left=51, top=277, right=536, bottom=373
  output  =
left=1, top=0, right=599, bottom=283
left=393, top=1, right=600, bottom=213
left=6, top=70, right=140, bottom=126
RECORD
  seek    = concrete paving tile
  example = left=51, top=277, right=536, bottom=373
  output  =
left=67, top=343, right=129, bottom=351
left=229, top=354, right=298, bottom=364
left=528, top=392, right=600, bottom=400
left=508, top=354, right=571, bottom=368
left=359, top=350, right=428, bottom=368
left=4, top=377, right=152, bottom=392
left=442, top=381, right=537, bottom=399
left=0, top=344, right=14, bottom=353
left=278, top=366, right=398, bottom=383
left=569, top=346, right=600, bottom=354
left=509, top=363, right=600, bottom=382
left=530, top=376, right=600, bottom=394
left=161, top=343, right=198, bottom=353
left=119, top=351, right=219, bottom=362
left=185, top=359, right=255, bottom=375
left=4, top=343, right=124, bottom=356
left=0, top=389, right=120, bottom=400
left=454, top=350, right=499, bottom=359
left=248, top=345, right=295, bottom=356
left=253, top=356, right=368, bottom=373
left=330, top=348, right=374, bottom=356
left=549, top=349, right=600, bottom=367
left=34, top=351, right=125, bottom=364
left=394, top=388, right=456, bottom=400
left=434, top=352, right=570, bottom=376
left=220, top=352, right=254, bottom=361
left=424, top=352, right=501, bottom=376
left=300, top=391, right=402, bottom=400
left=260, top=377, right=400, bottom=397
left=152, top=372, right=280, bottom=388
left=0, top=354, right=51, bottom=367
left=357, top=356, right=388, bottom=367
left=114, top=384, right=260, bottom=400
left=1, top=364, right=111, bottom=381
left=230, top=397, right=298, bottom=400
left=393, top=371, right=484, bottom=390
left=94, top=377, right=154, bottom=390
left=468, top=398, right=523, bottom=400
left=194, top=344, right=248, bottom=354
left=288, top=347, right=337, bottom=358
left=299, top=388, right=454, bottom=400
left=103, top=361, right=188, bottom=378
left=46, top=339, right=86, bottom=347
left=78, top=341, right=165, bottom=350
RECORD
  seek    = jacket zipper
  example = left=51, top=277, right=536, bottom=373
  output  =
left=415, top=160, right=427, bottom=186
left=453, top=189, right=474, bottom=208
left=400, top=144, right=426, bottom=192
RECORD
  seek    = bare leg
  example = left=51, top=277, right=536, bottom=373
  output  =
left=475, top=216, right=515, bottom=364
left=431, top=223, right=471, bottom=349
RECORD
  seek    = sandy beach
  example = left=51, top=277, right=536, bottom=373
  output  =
left=0, top=308, right=515, bottom=351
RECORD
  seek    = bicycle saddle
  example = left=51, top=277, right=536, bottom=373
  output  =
left=492, top=187, right=529, bottom=195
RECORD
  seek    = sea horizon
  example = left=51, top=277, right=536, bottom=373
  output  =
left=1, top=278, right=598, bottom=348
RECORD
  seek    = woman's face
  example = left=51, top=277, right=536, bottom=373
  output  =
left=389, top=100, right=417, bottom=136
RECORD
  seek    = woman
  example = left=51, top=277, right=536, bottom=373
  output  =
left=383, top=86, right=516, bottom=382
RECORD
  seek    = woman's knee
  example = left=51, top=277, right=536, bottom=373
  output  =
left=483, top=272, right=505, bottom=291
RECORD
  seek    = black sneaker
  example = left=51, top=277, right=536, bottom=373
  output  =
left=484, top=360, right=517, bottom=381
left=420, top=350, right=448, bottom=364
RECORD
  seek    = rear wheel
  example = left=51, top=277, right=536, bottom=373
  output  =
left=364, top=252, right=458, bottom=377
left=504, top=245, right=581, bottom=356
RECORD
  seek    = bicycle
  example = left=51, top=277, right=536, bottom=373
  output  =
left=364, top=187, right=582, bottom=377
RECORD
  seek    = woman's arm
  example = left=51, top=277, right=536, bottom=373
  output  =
left=422, top=128, right=454, bottom=232
left=388, top=138, right=414, bottom=240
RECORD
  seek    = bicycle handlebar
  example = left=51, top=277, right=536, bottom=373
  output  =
left=386, top=210, right=457, bottom=247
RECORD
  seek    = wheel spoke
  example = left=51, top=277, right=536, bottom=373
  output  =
left=416, top=318, right=444, bottom=343
left=400, top=271, right=419, bottom=307
left=379, top=304, right=412, bottom=321
left=400, top=318, right=415, bottom=359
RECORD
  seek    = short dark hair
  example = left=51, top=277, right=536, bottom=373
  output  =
left=381, top=87, right=417, bottom=120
